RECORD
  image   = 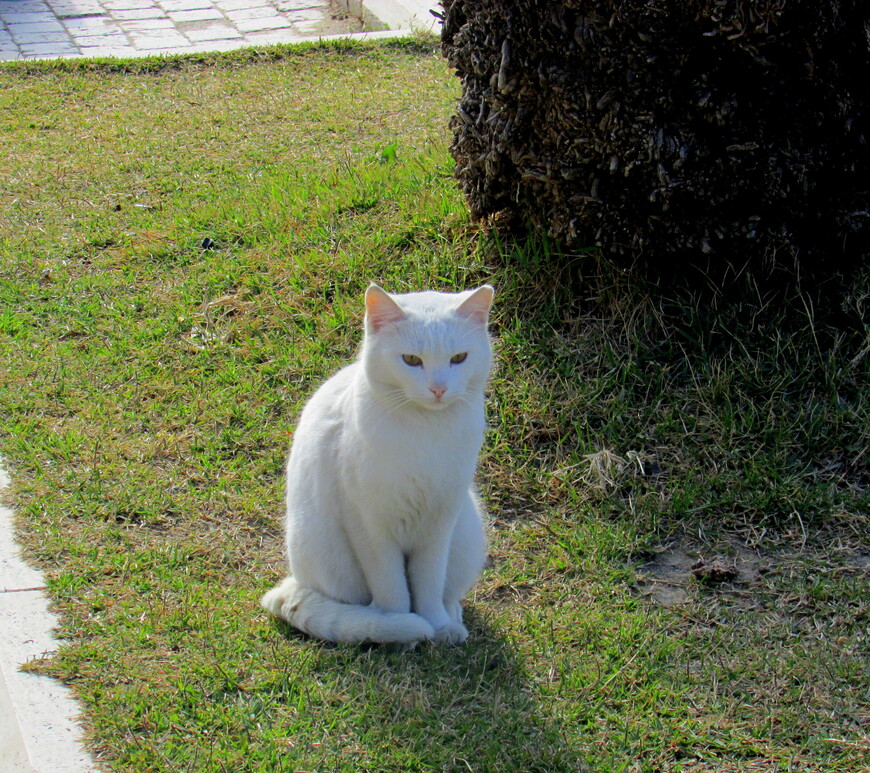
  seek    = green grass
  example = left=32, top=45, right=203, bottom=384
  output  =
left=1, top=41, right=868, bottom=772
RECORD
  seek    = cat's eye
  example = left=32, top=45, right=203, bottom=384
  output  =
left=402, top=354, right=423, bottom=367
left=450, top=352, right=468, bottom=364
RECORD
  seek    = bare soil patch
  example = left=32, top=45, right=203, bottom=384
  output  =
left=635, top=536, right=866, bottom=608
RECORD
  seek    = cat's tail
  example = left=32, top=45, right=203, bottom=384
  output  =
left=261, top=576, right=435, bottom=644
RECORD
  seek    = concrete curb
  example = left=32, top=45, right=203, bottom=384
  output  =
left=0, top=464, right=97, bottom=773
left=0, top=665, right=34, bottom=773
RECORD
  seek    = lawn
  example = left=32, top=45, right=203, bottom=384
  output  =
left=0, top=41, right=868, bottom=772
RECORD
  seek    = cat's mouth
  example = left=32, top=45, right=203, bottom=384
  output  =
left=419, top=394, right=454, bottom=411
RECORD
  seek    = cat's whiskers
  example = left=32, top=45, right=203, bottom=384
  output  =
left=370, top=387, right=415, bottom=417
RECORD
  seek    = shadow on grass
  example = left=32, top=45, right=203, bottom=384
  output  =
left=263, top=607, right=584, bottom=773
left=487, top=236, right=869, bottom=538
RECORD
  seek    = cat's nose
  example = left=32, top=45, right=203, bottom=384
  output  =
left=430, top=385, right=447, bottom=400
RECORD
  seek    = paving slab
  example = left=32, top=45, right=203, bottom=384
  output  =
left=105, top=0, right=157, bottom=8
left=119, top=16, right=171, bottom=27
left=7, top=19, right=65, bottom=33
left=185, top=22, right=241, bottom=39
left=64, top=16, right=123, bottom=31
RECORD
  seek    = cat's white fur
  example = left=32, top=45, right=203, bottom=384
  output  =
left=261, top=284, right=494, bottom=645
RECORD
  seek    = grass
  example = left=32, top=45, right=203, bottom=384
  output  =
left=1, top=40, right=868, bottom=772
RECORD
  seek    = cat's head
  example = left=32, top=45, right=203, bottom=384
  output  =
left=361, top=284, right=494, bottom=412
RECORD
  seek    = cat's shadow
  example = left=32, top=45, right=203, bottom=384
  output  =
left=269, top=607, right=582, bottom=771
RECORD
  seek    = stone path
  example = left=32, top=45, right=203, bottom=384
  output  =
left=0, top=0, right=368, bottom=60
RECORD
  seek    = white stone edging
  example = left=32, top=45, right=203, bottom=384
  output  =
left=0, top=463, right=96, bottom=773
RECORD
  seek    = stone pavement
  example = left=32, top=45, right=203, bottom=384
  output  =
left=0, top=0, right=371, bottom=61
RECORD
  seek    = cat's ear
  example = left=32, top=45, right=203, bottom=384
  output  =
left=455, top=285, right=495, bottom=325
left=365, top=284, right=406, bottom=332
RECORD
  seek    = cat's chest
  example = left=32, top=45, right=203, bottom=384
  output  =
left=366, top=418, right=477, bottom=480
left=357, top=448, right=465, bottom=541
left=346, top=406, right=482, bottom=509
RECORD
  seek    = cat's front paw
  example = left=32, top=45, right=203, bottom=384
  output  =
left=433, top=621, right=469, bottom=645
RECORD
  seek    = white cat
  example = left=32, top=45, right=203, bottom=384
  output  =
left=261, top=283, right=494, bottom=645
